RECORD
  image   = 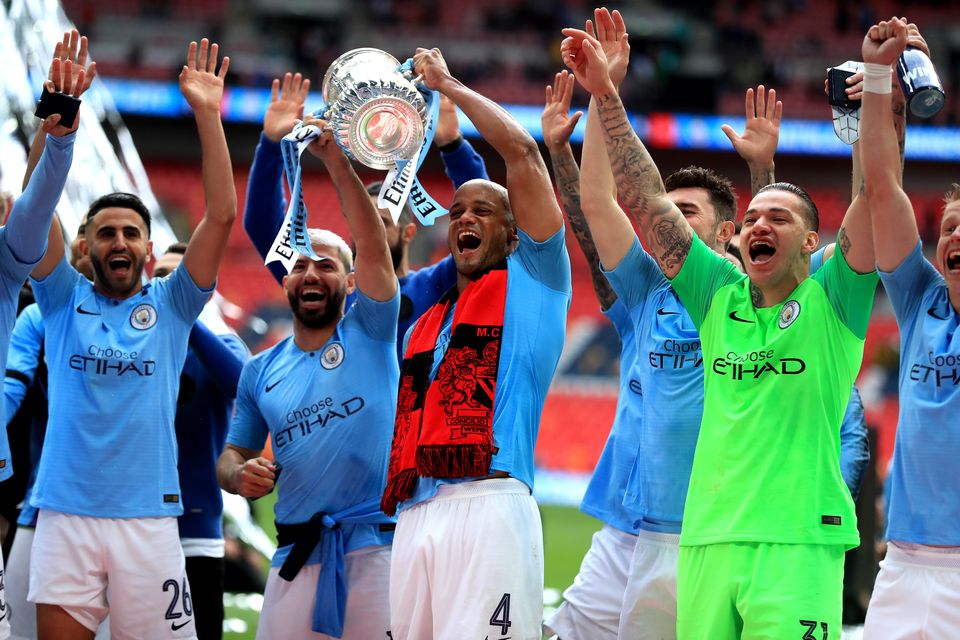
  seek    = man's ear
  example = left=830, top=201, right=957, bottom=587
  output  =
left=346, top=271, right=357, bottom=295
left=79, top=236, right=89, bottom=256
left=402, top=222, right=417, bottom=245
left=802, top=230, right=820, bottom=256
left=717, top=220, right=736, bottom=246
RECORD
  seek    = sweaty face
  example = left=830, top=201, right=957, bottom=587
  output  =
left=447, top=182, right=515, bottom=279
left=937, top=201, right=960, bottom=283
left=667, top=188, right=722, bottom=250
left=283, top=244, right=349, bottom=329
left=85, top=207, right=151, bottom=297
left=739, top=190, right=815, bottom=286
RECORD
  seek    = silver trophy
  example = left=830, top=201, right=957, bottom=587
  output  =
left=322, top=48, right=426, bottom=170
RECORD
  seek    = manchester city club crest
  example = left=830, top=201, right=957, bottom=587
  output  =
left=130, top=303, right=158, bottom=330
left=321, top=343, right=344, bottom=370
left=779, top=300, right=801, bottom=329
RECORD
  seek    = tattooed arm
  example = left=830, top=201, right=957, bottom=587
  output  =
left=543, top=71, right=616, bottom=310
left=564, top=28, right=692, bottom=279
left=722, top=85, right=781, bottom=196
left=860, top=18, right=917, bottom=273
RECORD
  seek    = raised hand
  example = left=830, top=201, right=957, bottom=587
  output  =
left=179, top=39, right=229, bottom=113
left=721, top=85, right=782, bottom=170
left=560, top=28, right=614, bottom=96
left=302, top=115, right=340, bottom=162
left=41, top=58, right=88, bottom=137
left=541, top=71, right=583, bottom=152
left=863, top=17, right=908, bottom=66
left=48, top=29, right=96, bottom=98
left=264, top=72, right=310, bottom=143
left=844, top=22, right=927, bottom=101
left=413, top=48, right=453, bottom=92
left=586, top=8, right=630, bottom=88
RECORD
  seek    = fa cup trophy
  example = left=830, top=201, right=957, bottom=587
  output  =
left=265, top=48, right=447, bottom=273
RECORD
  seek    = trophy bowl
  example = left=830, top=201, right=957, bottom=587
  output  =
left=322, top=48, right=427, bottom=170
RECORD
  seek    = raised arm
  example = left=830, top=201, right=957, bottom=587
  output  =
left=860, top=17, right=916, bottom=273
left=305, top=118, right=396, bottom=301
left=179, top=39, right=237, bottom=290
left=244, top=72, right=308, bottom=285
left=25, top=32, right=94, bottom=279
left=722, top=85, right=781, bottom=196
left=542, top=71, right=616, bottom=309
left=414, top=48, right=562, bottom=241
left=434, top=94, right=489, bottom=187
left=563, top=27, right=692, bottom=279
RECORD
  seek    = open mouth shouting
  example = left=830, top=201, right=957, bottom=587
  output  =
left=946, top=248, right=960, bottom=274
left=748, top=239, right=776, bottom=266
left=456, top=229, right=482, bottom=256
left=107, top=253, right=133, bottom=278
left=298, top=286, right=328, bottom=309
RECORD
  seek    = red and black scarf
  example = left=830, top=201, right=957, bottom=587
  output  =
left=381, top=264, right=507, bottom=516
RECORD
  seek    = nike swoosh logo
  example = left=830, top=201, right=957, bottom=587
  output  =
left=265, top=380, right=281, bottom=392
left=656, top=308, right=679, bottom=316
left=76, top=304, right=100, bottom=316
left=170, top=620, right=190, bottom=631
left=928, top=306, right=949, bottom=321
left=728, top=310, right=754, bottom=323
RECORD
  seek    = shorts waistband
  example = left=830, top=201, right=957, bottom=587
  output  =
left=636, top=529, right=681, bottom=546
left=429, top=477, right=531, bottom=502
left=887, top=541, right=960, bottom=570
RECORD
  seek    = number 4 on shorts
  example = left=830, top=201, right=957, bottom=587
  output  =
left=489, top=593, right=511, bottom=635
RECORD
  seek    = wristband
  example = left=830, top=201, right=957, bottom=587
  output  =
left=437, top=133, right=464, bottom=153
left=863, top=63, right=893, bottom=94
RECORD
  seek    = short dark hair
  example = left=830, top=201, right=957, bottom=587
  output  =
left=163, top=241, right=188, bottom=256
left=757, top=182, right=819, bottom=232
left=365, top=181, right=413, bottom=226
left=664, top=166, right=737, bottom=224
left=86, top=192, right=152, bottom=235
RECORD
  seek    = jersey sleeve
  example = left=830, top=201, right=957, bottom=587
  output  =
left=244, top=134, right=288, bottom=286
left=669, top=235, right=743, bottom=328
left=227, top=359, right=270, bottom=451
left=603, top=237, right=666, bottom=313
left=602, top=297, right=631, bottom=337
left=440, top=137, right=489, bottom=188
left=348, top=288, right=400, bottom=343
left=30, top=256, right=81, bottom=317
left=5, top=304, right=44, bottom=424
left=159, top=265, right=216, bottom=324
left=838, top=385, right=869, bottom=501
left=513, top=227, right=571, bottom=294
left=811, top=244, right=879, bottom=340
left=877, top=241, right=941, bottom=329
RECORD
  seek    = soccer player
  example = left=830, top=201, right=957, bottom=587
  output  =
left=538, top=66, right=643, bottom=639
left=858, top=18, right=960, bottom=638
left=0, top=30, right=86, bottom=640
left=4, top=220, right=97, bottom=640
left=27, top=38, right=235, bottom=639
left=154, top=243, right=249, bottom=640
left=564, top=18, right=878, bottom=638
left=381, top=48, right=571, bottom=640
left=243, top=72, right=488, bottom=360
left=217, top=119, right=398, bottom=640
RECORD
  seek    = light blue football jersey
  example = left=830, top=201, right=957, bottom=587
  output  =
left=880, top=242, right=960, bottom=544
left=579, top=298, right=642, bottom=534
left=30, top=259, right=211, bottom=517
left=610, top=239, right=704, bottom=534
left=400, top=228, right=572, bottom=511
left=228, top=290, right=400, bottom=566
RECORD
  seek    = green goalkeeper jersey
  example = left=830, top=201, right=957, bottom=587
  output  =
left=670, top=236, right=877, bottom=548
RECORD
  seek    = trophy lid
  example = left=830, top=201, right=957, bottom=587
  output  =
left=322, top=48, right=405, bottom=105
